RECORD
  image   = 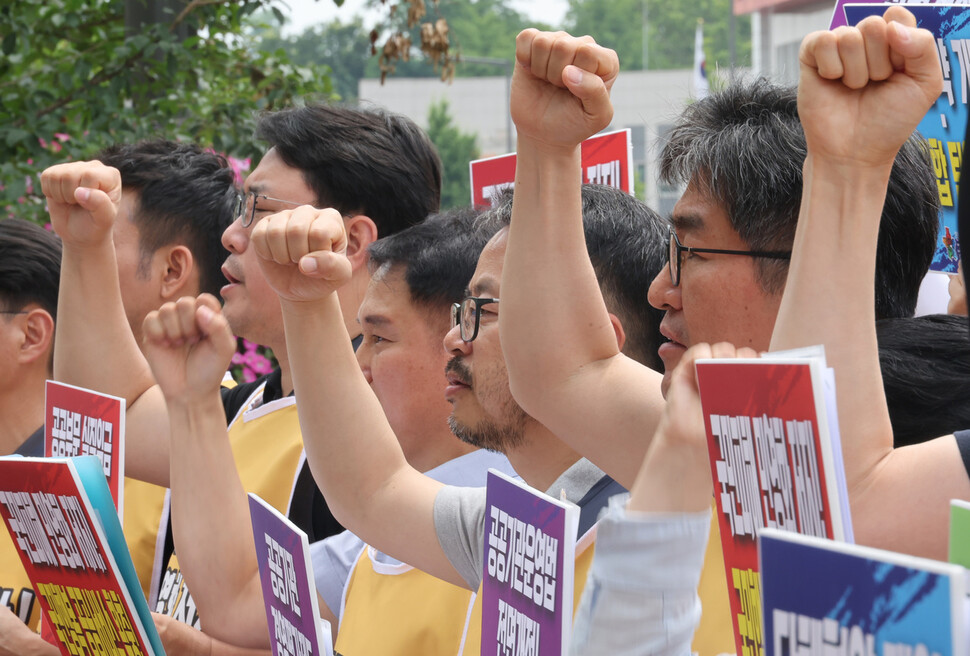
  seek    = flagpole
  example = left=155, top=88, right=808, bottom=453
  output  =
left=641, top=0, right=649, bottom=70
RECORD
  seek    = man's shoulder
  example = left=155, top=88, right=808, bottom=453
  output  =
left=220, top=369, right=279, bottom=421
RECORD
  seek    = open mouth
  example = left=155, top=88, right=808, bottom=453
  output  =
left=222, top=266, right=241, bottom=285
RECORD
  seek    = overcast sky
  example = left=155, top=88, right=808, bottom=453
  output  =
left=278, top=0, right=569, bottom=35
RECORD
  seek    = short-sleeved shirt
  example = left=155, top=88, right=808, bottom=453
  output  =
left=432, top=458, right=625, bottom=590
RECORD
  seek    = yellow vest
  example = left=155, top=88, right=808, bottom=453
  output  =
left=0, top=528, right=40, bottom=630
left=334, top=546, right=475, bottom=655
left=692, top=506, right=735, bottom=656
left=154, top=390, right=305, bottom=628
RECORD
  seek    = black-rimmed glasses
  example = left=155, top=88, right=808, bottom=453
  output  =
left=232, top=190, right=308, bottom=229
left=667, top=226, right=791, bottom=287
left=451, top=297, right=499, bottom=342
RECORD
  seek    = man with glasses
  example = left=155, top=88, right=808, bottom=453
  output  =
left=497, top=27, right=941, bottom=655
left=646, top=78, right=938, bottom=396
left=236, top=182, right=666, bottom=654
left=40, top=103, right=442, bottom=646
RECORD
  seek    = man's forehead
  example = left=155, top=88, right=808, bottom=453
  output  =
left=671, top=185, right=732, bottom=238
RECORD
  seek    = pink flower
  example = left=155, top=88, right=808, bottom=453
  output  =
left=228, top=157, right=251, bottom=185
left=53, top=133, right=70, bottom=142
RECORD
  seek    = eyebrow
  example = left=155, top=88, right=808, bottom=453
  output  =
left=468, top=278, right=499, bottom=297
left=360, top=314, right=391, bottom=328
left=671, top=212, right=705, bottom=233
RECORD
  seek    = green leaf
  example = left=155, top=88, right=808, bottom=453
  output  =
left=2, top=32, right=15, bottom=56
left=4, top=128, right=30, bottom=147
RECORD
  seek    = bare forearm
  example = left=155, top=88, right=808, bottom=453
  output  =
left=55, top=242, right=155, bottom=401
left=55, top=242, right=168, bottom=483
left=167, top=394, right=268, bottom=647
left=503, top=140, right=618, bottom=402
left=502, top=140, right=664, bottom=487
left=770, top=156, right=894, bottom=485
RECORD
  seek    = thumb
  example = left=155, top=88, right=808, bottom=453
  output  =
left=299, top=252, right=354, bottom=283
left=74, top=187, right=117, bottom=225
left=196, top=304, right=236, bottom=357
left=562, top=65, right=614, bottom=128
left=887, top=22, right=944, bottom=102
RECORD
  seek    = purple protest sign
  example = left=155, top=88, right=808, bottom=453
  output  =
left=249, top=493, right=332, bottom=656
left=481, top=470, right=579, bottom=656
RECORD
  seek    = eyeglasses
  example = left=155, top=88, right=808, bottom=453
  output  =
left=667, top=226, right=791, bottom=287
left=232, top=190, right=308, bottom=229
left=0, top=311, right=27, bottom=315
left=451, top=296, right=499, bottom=342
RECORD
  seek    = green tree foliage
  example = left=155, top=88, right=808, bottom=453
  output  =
left=425, top=99, right=479, bottom=210
left=364, top=0, right=552, bottom=79
left=1, top=0, right=335, bottom=225
left=565, top=0, right=751, bottom=71
left=258, top=16, right=371, bottom=102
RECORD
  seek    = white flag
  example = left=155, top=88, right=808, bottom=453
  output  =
left=694, top=21, right=709, bottom=100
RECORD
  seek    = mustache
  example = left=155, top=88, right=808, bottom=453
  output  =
left=445, top=357, right=472, bottom=386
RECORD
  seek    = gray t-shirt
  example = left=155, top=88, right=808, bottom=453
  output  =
left=433, top=458, right=607, bottom=590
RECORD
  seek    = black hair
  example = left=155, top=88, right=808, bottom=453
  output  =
left=0, top=219, right=62, bottom=318
left=95, top=140, right=236, bottom=297
left=661, top=77, right=939, bottom=318
left=487, top=185, right=667, bottom=372
left=367, top=206, right=493, bottom=314
left=255, top=104, right=442, bottom=238
left=877, top=314, right=970, bottom=446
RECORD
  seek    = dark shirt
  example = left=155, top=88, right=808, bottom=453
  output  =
left=14, top=426, right=45, bottom=456
left=955, top=430, right=970, bottom=477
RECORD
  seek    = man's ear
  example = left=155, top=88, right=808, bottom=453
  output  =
left=159, top=245, right=197, bottom=300
left=344, top=215, right=379, bottom=272
left=19, top=307, right=55, bottom=368
left=608, top=312, right=626, bottom=352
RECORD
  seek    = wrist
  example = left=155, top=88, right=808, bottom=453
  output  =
left=166, top=392, right=225, bottom=418
left=279, top=294, right=339, bottom=320
left=803, top=152, right=894, bottom=187
left=515, top=136, right=581, bottom=164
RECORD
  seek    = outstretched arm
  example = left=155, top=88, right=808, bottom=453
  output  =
left=141, top=294, right=273, bottom=646
left=772, top=8, right=969, bottom=559
left=250, top=207, right=467, bottom=589
left=500, top=30, right=665, bottom=489
left=40, top=162, right=170, bottom=486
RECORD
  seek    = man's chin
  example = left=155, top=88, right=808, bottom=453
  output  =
left=660, top=370, right=673, bottom=399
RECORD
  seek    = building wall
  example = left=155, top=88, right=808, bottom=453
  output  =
left=359, top=68, right=719, bottom=213
left=747, top=0, right=835, bottom=83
